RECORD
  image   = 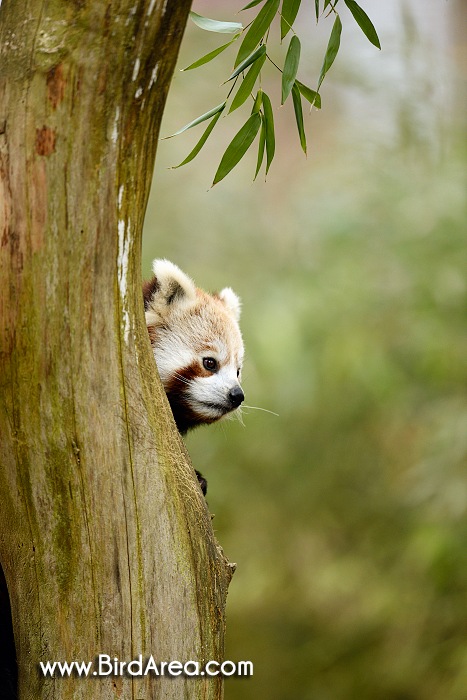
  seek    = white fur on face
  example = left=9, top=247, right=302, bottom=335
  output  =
left=188, top=364, right=242, bottom=419
left=152, top=332, right=195, bottom=385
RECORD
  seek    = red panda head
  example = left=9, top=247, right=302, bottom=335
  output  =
left=143, top=260, right=244, bottom=434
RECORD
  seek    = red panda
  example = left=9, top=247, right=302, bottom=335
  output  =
left=143, top=260, right=244, bottom=493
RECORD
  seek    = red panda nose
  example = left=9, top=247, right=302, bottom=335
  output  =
left=229, top=386, right=244, bottom=408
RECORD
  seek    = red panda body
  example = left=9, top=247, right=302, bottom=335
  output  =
left=143, top=260, right=245, bottom=436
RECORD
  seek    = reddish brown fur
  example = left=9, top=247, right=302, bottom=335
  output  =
left=164, top=362, right=218, bottom=434
left=143, top=276, right=159, bottom=310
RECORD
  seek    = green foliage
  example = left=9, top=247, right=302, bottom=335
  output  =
left=291, top=82, right=306, bottom=153
left=236, top=0, right=280, bottom=66
left=182, top=38, right=239, bottom=71
left=254, top=114, right=266, bottom=179
left=296, top=80, right=321, bottom=109
left=229, top=54, right=267, bottom=113
left=281, top=35, right=301, bottom=105
left=212, top=112, right=262, bottom=185
left=167, top=0, right=380, bottom=184
left=188, top=10, right=242, bottom=34
left=344, top=0, right=381, bottom=49
left=280, top=0, right=301, bottom=39
left=228, top=44, right=266, bottom=81
left=164, top=101, right=226, bottom=138
left=171, top=108, right=224, bottom=169
left=261, top=91, right=275, bottom=175
left=318, top=14, right=342, bottom=90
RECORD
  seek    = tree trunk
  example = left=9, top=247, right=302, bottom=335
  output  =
left=0, top=2, right=233, bottom=699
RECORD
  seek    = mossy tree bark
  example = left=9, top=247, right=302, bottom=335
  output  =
left=0, top=2, right=233, bottom=699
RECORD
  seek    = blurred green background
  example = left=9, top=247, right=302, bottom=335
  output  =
left=142, top=2, right=467, bottom=698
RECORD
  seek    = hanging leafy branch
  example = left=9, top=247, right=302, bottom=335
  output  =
left=164, top=0, right=380, bottom=186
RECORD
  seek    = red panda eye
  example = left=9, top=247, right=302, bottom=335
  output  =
left=237, top=368, right=240, bottom=378
left=203, top=357, right=218, bottom=372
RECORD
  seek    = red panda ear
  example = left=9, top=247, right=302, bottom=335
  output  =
left=218, top=287, right=241, bottom=321
left=152, top=259, right=197, bottom=308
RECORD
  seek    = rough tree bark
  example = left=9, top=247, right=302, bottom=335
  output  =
left=0, top=2, right=234, bottom=699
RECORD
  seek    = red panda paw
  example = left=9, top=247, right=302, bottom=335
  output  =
left=195, top=470, right=207, bottom=497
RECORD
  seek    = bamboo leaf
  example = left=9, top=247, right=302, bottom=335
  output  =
left=212, top=113, right=262, bottom=185
left=241, top=0, right=265, bottom=8
left=315, top=0, right=320, bottom=21
left=296, top=80, right=321, bottom=109
left=261, top=91, right=275, bottom=174
left=292, top=83, right=306, bottom=154
left=229, top=54, right=266, bottom=113
left=189, top=11, right=243, bottom=34
left=182, top=37, right=239, bottom=71
left=172, top=110, right=224, bottom=168
left=343, top=0, right=381, bottom=49
left=227, top=44, right=266, bottom=81
left=281, top=0, right=301, bottom=39
left=254, top=114, right=266, bottom=179
left=252, top=89, right=263, bottom=114
left=323, top=0, right=332, bottom=9
left=235, top=0, right=280, bottom=67
left=164, top=102, right=226, bottom=138
left=281, top=35, right=301, bottom=104
left=317, top=14, right=342, bottom=90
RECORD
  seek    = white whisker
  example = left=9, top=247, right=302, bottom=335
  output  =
left=173, top=372, right=191, bottom=385
left=233, top=407, right=245, bottom=427
left=241, top=404, right=279, bottom=417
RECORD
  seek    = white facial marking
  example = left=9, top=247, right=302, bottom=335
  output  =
left=152, top=332, right=194, bottom=385
left=189, top=363, right=241, bottom=416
